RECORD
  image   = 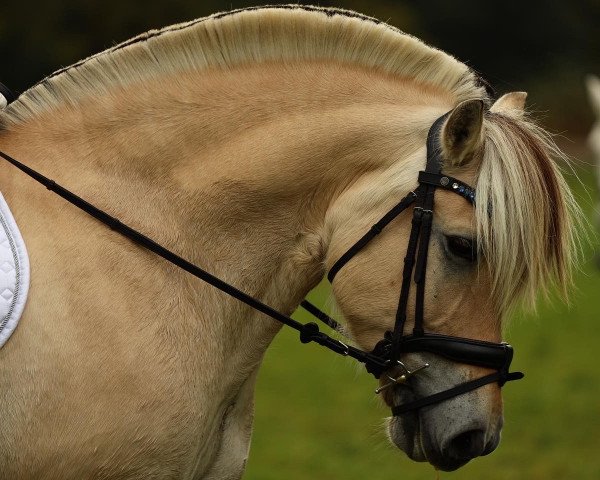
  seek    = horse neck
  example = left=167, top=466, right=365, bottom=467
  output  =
left=1, top=62, right=450, bottom=373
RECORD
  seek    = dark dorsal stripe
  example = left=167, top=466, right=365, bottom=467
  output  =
left=18, top=5, right=489, bottom=119
left=0, top=82, right=16, bottom=104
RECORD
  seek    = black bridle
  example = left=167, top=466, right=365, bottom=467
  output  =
left=318, top=114, right=523, bottom=414
left=0, top=102, right=522, bottom=416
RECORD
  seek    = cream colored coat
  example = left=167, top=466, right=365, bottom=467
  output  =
left=0, top=6, right=578, bottom=479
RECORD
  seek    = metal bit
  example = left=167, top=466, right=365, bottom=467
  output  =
left=374, top=363, right=429, bottom=394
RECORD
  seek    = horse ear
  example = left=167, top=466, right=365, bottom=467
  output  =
left=490, top=91, right=527, bottom=114
left=441, top=99, right=484, bottom=167
left=586, top=75, right=600, bottom=116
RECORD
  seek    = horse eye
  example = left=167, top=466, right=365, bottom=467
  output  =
left=446, top=235, right=477, bottom=262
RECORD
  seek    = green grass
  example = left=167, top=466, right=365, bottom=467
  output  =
left=245, top=166, right=600, bottom=480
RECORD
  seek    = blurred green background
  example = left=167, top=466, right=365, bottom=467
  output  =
left=249, top=164, right=600, bottom=480
left=1, top=1, right=598, bottom=478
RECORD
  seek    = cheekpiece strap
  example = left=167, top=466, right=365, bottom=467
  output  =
left=327, top=191, right=417, bottom=283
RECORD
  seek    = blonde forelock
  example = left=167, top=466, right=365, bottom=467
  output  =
left=476, top=112, right=581, bottom=312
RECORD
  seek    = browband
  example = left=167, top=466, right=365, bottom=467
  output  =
left=417, top=171, right=476, bottom=204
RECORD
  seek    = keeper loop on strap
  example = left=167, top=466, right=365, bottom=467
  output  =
left=412, top=326, right=425, bottom=337
left=414, top=207, right=432, bottom=213
left=371, top=223, right=383, bottom=234
left=412, top=209, right=423, bottom=222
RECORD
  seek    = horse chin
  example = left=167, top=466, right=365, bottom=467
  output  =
left=387, top=414, right=428, bottom=463
left=387, top=391, right=496, bottom=473
left=389, top=414, right=470, bottom=472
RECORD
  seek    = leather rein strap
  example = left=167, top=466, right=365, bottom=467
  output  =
left=0, top=110, right=522, bottom=417
left=0, top=148, right=389, bottom=374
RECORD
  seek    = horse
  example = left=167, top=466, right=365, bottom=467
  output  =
left=0, top=5, right=579, bottom=479
left=586, top=75, right=600, bottom=265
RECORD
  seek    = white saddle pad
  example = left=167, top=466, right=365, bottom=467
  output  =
left=0, top=193, right=29, bottom=348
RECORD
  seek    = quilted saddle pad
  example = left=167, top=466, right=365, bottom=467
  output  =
left=0, top=192, right=29, bottom=348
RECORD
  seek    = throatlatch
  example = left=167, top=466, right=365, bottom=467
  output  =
left=0, top=110, right=522, bottom=418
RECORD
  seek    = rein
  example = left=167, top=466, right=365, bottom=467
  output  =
left=0, top=106, right=523, bottom=416
left=0, top=149, right=389, bottom=374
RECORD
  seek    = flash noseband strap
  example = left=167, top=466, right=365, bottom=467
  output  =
left=392, top=370, right=524, bottom=415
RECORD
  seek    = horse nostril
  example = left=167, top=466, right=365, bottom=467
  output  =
left=446, top=429, right=486, bottom=460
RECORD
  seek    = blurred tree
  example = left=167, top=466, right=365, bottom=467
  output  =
left=407, top=0, right=599, bottom=134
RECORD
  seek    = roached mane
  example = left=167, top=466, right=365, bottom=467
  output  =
left=0, top=4, right=488, bottom=124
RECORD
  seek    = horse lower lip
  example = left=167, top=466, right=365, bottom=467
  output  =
left=431, top=457, right=470, bottom=472
left=392, top=415, right=472, bottom=471
left=481, top=441, right=497, bottom=456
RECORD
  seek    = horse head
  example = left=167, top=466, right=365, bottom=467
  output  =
left=325, top=93, right=576, bottom=470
